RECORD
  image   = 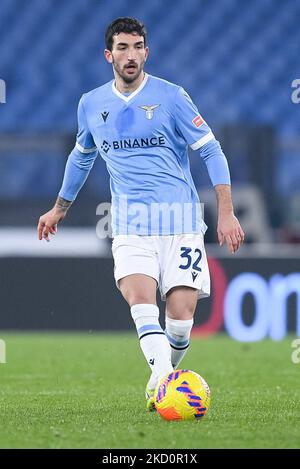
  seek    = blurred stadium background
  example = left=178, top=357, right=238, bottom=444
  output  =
left=0, top=0, right=300, bottom=340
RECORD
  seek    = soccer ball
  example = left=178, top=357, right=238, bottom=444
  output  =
left=154, top=369, right=211, bottom=421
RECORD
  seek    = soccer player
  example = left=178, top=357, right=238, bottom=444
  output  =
left=37, top=17, right=244, bottom=410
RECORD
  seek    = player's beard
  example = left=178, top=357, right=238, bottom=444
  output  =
left=112, top=57, right=145, bottom=84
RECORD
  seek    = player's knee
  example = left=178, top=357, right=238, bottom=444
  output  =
left=167, top=303, right=196, bottom=320
left=120, top=286, right=155, bottom=307
left=127, top=295, right=155, bottom=307
left=121, top=288, right=156, bottom=307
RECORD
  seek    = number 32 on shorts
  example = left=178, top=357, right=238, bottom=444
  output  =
left=179, top=247, right=202, bottom=271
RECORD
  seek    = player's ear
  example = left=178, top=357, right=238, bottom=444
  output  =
left=104, top=49, right=113, bottom=64
left=144, top=46, right=149, bottom=61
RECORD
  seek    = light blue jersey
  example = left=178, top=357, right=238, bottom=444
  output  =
left=59, top=73, right=230, bottom=236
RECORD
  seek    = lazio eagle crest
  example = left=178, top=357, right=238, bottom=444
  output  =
left=139, top=104, right=161, bottom=120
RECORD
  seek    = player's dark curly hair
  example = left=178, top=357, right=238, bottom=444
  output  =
left=105, top=17, right=147, bottom=51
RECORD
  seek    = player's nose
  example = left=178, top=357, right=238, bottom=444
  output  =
left=127, top=49, right=137, bottom=61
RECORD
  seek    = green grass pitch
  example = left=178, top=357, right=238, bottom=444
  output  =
left=0, top=333, right=299, bottom=449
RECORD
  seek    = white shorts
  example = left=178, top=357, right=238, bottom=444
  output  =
left=112, top=234, right=210, bottom=301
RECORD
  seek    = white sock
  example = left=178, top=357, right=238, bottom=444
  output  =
left=131, top=304, right=173, bottom=390
left=165, top=317, right=194, bottom=369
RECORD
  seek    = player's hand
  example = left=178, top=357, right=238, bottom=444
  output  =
left=217, top=213, right=245, bottom=254
left=37, top=208, right=66, bottom=242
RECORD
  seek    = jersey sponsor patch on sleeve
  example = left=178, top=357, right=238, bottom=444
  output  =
left=192, top=115, right=204, bottom=128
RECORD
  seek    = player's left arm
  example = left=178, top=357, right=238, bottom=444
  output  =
left=199, top=139, right=244, bottom=253
left=173, top=87, right=244, bottom=253
left=214, top=183, right=244, bottom=254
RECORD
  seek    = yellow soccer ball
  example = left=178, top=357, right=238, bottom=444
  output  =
left=154, top=369, right=211, bottom=421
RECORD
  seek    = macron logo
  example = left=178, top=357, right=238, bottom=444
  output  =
left=191, top=271, right=198, bottom=282
left=101, top=111, right=109, bottom=122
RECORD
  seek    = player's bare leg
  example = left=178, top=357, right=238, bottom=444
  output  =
left=165, top=286, right=198, bottom=369
left=118, top=273, right=157, bottom=306
left=119, top=274, right=173, bottom=410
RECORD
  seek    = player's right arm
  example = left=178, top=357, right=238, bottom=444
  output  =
left=37, top=95, right=98, bottom=242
